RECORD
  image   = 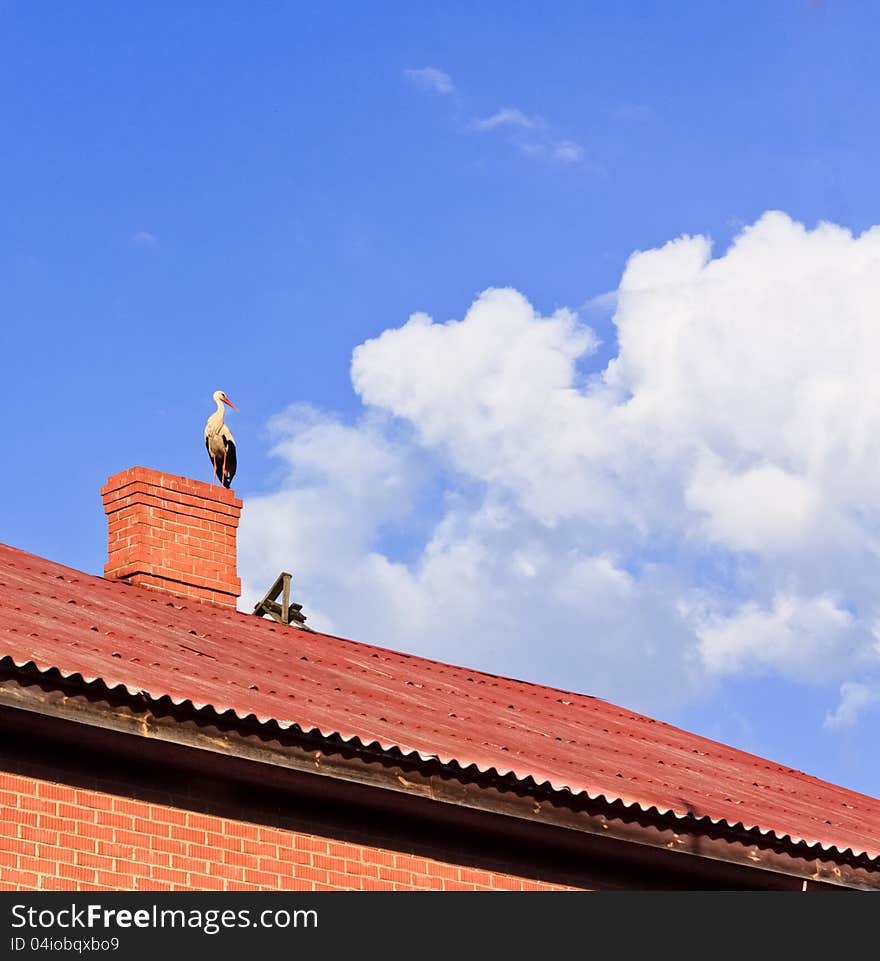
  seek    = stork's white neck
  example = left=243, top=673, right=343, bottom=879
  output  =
left=215, top=396, right=226, bottom=417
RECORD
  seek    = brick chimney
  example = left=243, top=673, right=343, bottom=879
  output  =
left=101, top=467, right=242, bottom=607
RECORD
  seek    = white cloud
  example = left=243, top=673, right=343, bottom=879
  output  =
left=351, top=290, right=605, bottom=523
left=695, top=592, right=854, bottom=681
left=685, top=454, right=821, bottom=554
left=403, top=67, right=454, bottom=95
left=472, top=108, right=540, bottom=131
left=240, top=212, right=880, bottom=722
left=470, top=107, right=586, bottom=167
left=824, top=681, right=880, bottom=728
left=238, top=405, right=422, bottom=636
left=582, top=290, right=618, bottom=316
left=408, top=75, right=588, bottom=170
left=131, top=230, right=156, bottom=245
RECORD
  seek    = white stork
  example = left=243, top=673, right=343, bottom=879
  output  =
left=204, top=390, right=238, bottom=488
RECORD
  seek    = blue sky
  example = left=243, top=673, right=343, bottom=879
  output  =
left=4, top=2, right=880, bottom=798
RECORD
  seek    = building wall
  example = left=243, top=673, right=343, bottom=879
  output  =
left=0, top=771, right=576, bottom=892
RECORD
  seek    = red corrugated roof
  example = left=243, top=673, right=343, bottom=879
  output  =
left=1, top=540, right=878, bottom=861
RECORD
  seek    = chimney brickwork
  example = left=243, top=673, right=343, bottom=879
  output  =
left=101, top=467, right=242, bottom=607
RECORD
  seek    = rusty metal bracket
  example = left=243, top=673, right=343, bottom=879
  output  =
left=252, top=572, right=312, bottom=630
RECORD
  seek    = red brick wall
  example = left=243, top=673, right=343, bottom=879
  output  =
left=0, top=772, right=577, bottom=892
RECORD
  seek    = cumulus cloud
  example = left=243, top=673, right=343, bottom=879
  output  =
left=403, top=67, right=454, bottom=95
left=131, top=230, right=156, bottom=245
left=350, top=289, right=603, bottom=523
left=695, top=592, right=854, bottom=681
left=685, top=455, right=821, bottom=554
left=824, top=681, right=880, bottom=728
left=239, top=211, right=880, bottom=722
left=238, top=405, right=422, bottom=634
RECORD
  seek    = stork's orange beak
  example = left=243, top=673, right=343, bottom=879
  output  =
left=223, top=397, right=238, bottom=410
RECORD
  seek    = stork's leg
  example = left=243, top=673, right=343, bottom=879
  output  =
left=222, top=448, right=228, bottom=487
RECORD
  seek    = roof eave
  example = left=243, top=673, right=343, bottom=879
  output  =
left=2, top=663, right=877, bottom=891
